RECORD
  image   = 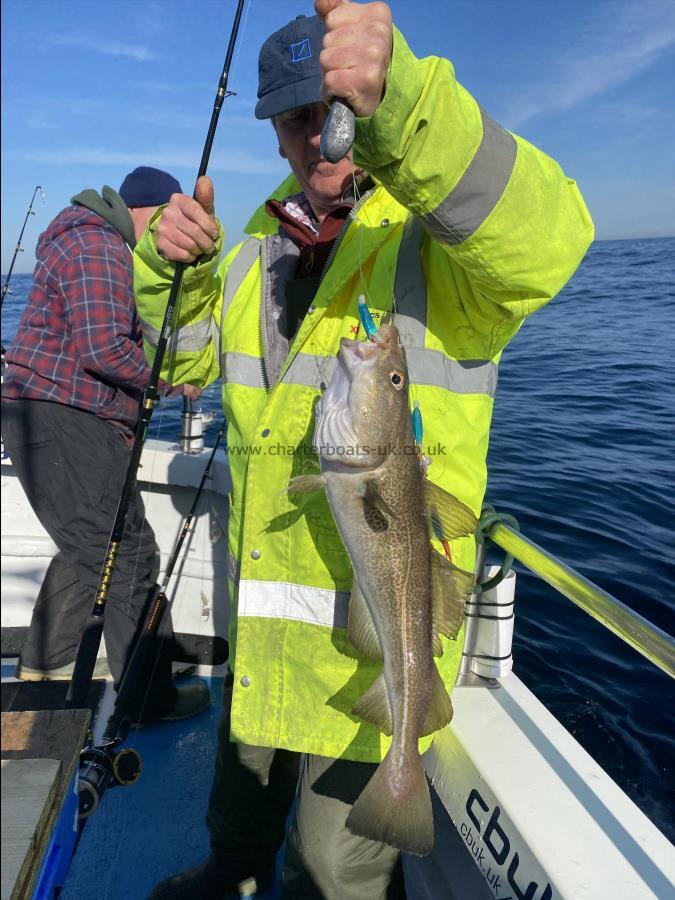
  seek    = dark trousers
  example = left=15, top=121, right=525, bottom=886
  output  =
left=1, top=398, right=177, bottom=718
left=206, top=679, right=404, bottom=899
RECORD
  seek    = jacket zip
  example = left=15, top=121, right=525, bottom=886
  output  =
left=258, top=189, right=374, bottom=394
left=258, top=238, right=271, bottom=393
left=317, top=189, right=374, bottom=286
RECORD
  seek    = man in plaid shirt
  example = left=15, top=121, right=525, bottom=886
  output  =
left=1, top=166, right=211, bottom=725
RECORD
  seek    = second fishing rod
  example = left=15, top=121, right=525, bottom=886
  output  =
left=77, top=419, right=227, bottom=818
left=1, top=185, right=45, bottom=355
left=105, top=418, right=227, bottom=743
left=65, top=0, right=247, bottom=712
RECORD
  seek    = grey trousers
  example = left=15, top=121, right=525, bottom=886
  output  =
left=207, top=679, right=404, bottom=899
left=284, top=755, right=403, bottom=899
left=1, top=398, right=177, bottom=719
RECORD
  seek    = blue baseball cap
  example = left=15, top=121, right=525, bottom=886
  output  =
left=255, top=14, right=326, bottom=120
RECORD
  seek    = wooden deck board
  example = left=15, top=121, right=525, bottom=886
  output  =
left=1, top=758, right=61, bottom=900
left=1, top=710, right=90, bottom=900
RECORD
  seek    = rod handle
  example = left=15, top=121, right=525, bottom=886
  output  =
left=320, top=98, right=355, bottom=163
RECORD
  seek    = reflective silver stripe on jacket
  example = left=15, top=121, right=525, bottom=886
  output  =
left=219, top=348, right=495, bottom=396
left=394, top=215, right=498, bottom=396
left=220, top=351, right=336, bottom=391
left=141, top=315, right=213, bottom=352
left=282, top=354, right=337, bottom=390
left=238, top=578, right=350, bottom=630
left=221, top=352, right=266, bottom=389
left=407, top=350, right=498, bottom=396
left=218, top=237, right=263, bottom=382
left=394, top=217, right=427, bottom=348
left=421, top=107, right=517, bottom=245
left=220, top=237, right=261, bottom=337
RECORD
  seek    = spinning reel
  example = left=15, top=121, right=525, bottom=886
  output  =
left=78, top=736, right=142, bottom=819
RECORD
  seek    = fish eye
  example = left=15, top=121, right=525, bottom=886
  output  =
left=389, top=370, right=405, bottom=390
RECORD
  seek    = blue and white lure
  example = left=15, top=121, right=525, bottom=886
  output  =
left=358, top=294, right=384, bottom=343
left=411, top=399, right=431, bottom=475
left=411, top=400, right=423, bottom=447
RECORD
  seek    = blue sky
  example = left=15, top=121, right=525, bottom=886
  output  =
left=2, top=0, right=674, bottom=272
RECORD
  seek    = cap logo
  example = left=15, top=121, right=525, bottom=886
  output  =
left=290, top=38, right=311, bottom=62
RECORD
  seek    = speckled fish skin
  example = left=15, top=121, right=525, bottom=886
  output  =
left=312, top=323, right=449, bottom=855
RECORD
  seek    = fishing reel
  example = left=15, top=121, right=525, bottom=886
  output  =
left=77, top=737, right=142, bottom=819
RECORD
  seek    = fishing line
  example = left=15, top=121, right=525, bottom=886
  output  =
left=350, top=165, right=371, bottom=311
left=122, top=327, right=183, bottom=706
left=229, top=0, right=252, bottom=85
left=348, top=158, right=423, bottom=438
left=88, top=295, right=184, bottom=898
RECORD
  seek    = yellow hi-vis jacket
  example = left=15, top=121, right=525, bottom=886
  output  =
left=134, top=29, right=593, bottom=762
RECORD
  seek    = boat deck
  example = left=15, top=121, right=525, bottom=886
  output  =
left=0, top=663, right=489, bottom=900
left=60, top=674, right=245, bottom=900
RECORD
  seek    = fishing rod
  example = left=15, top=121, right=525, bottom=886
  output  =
left=1, top=185, right=45, bottom=353
left=108, top=419, right=226, bottom=740
left=66, top=0, right=246, bottom=712
left=78, top=422, right=227, bottom=817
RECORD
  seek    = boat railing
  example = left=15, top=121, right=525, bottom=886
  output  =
left=486, top=521, right=675, bottom=680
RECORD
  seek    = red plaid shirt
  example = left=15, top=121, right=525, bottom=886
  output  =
left=2, top=205, right=174, bottom=438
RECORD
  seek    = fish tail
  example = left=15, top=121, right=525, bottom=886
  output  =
left=345, top=743, right=434, bottom=856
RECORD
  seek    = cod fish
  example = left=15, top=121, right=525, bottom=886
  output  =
left=288, top=323, right=477, bottom=856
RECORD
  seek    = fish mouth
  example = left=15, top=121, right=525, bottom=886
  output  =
left=313, top=327, right=399, bottom=465
left=338, top=332, right=392, bottom=372
left=340, top=338, right=380, bottom=366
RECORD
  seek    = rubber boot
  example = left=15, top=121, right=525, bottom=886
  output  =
left=148, top=852, right=274, bottom=900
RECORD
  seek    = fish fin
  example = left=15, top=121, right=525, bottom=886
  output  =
left=351, top=672, right=393, bottom=735
left=346, top=747, right=434, bottom=856
left=431, top=550, right=474, bottom=642
left=360, top=475, right=396, bottom=519
left=285, top=474, right=326, bottom=494
left=424, top=481, right=478, bottom=539
left=347, top=579, right=382, bottom=660
left=420, top=665, right=453, bottom=737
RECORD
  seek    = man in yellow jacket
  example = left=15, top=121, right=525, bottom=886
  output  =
left=141, top=1, right=593, bottom=896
